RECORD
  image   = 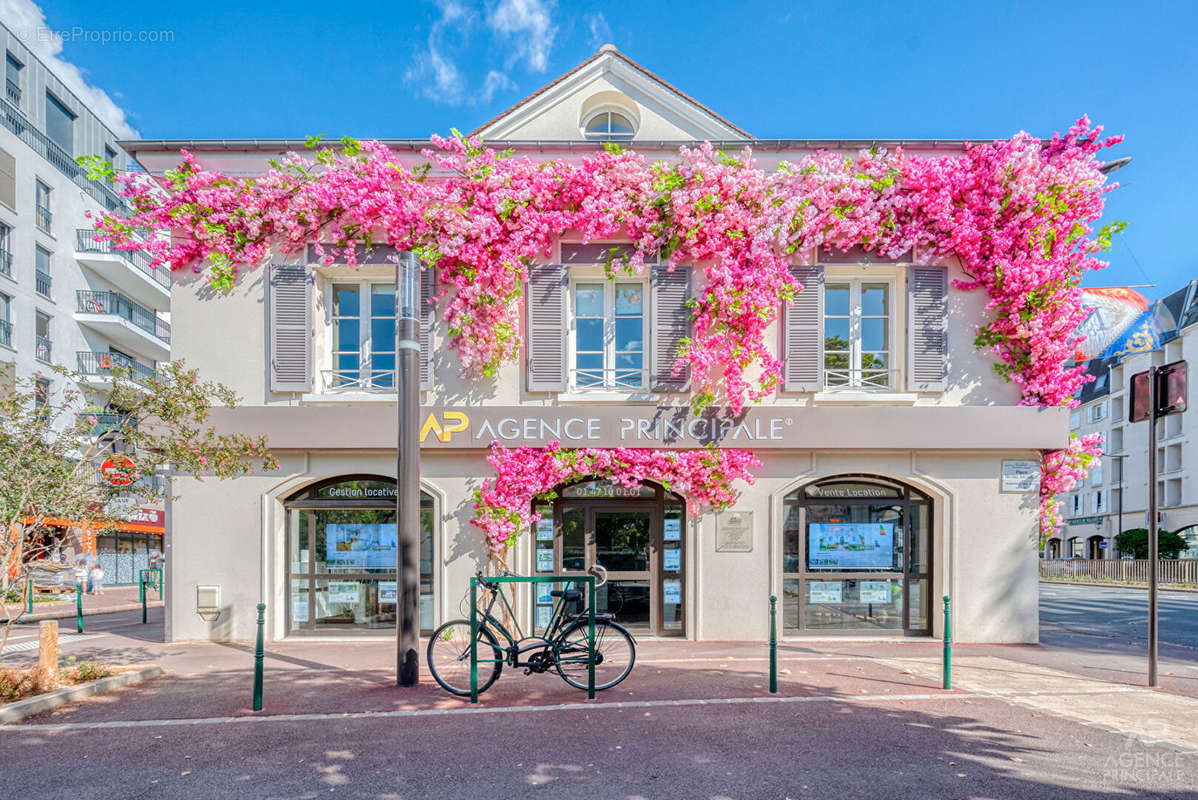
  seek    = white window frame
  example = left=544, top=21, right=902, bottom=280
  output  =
left=1093, top=490, right=1106, bottom=514
left=580, top=106, right=637, bottom=141
left=566, top=269, right=649, bottom=393
left=1070, top=411, right=1080, bottom=430
left=1090, top=462, right=1103, bottom=487
left=326, top=278, right=396, bottom=392
left=822, top=276, right=896, bottom=391
left=1070, top=493, right=1082, bottom=516
left=1087, top=401, right=1107, bottom=423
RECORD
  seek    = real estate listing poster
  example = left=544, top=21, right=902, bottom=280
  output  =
left=808, top=522, right=896, bottom=569
left=326, top=523, right=397, bottom=568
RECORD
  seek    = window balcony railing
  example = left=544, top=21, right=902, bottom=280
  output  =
left=0, top=318, right=10, bottom=348
left=76, top=229, right=171, bottom=289
left=5, top=79, right=19, bottom=106
left=0, top=94, right=126, bottom=213
left=822, top=367, right=897, bottom=392
left=0, top=246, right=11, bottom=278
left=321, top=368, right=397, bottom=392
left=569, top=366, right=650, bottom=392
left=82, top=459, right=164, bottom=495
left=76, top=290, right=171, bottom=343
left=35, top=335, right=51, bottom=363
left=77, top=350, right=157, bottom=386
left=35, top=270, right=51, bottom=297
left=35, top=204, right=52, bottom=233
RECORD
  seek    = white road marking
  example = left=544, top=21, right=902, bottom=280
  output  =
left=0, top=634, right=104, bottom=655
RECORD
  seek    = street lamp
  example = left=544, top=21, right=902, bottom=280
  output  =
left=395, top=251, right=421, bottom=686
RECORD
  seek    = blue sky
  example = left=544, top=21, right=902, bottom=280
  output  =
left=17, top=0, right=1198, bottom=298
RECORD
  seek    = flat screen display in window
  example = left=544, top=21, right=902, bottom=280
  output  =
left=808, top=522, right=895, bottom=570
left=325, top=523, right=397, bottom=568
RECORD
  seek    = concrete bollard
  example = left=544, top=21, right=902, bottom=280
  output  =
left=35, top=619, right=58, bottom=691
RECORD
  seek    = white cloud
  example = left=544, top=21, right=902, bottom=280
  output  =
left=0, top=0, right=137, bottom=137
left=584, top=11, right=611, bottom=51
left=487, top=0, right=557, bottom=72
left=480, top=69, right=516, bottom=103
left=405, top=0, right=473, bottom=103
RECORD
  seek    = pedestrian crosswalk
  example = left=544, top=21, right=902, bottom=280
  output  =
left=0, top=634, right=103, bottom=654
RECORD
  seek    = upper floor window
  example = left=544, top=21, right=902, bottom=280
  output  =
left=824, top=280, right=892, bottom=390
left=0, top=292, right=10, bottom=348
left=1070, top=411, right=1080, bottom=430
left=35, top=310, right=51, bottom=363
left=45, top=92, right=76, bottom=154
left=104, top=145, right=117, bottom=166
left=330, top=281, right=395, bottom=390
left=5, top=53, right=21, bottom=106
left=583, top=110, right=636, bottom=141
left=570, top=280, right=646, bottom=390
left=1070, top=493, right=1082, bottom=516
left=35, top=245, right=51, bottom=297
left=1090, top=461, right=1103, bottom=487
left=1086, top=401, right=1107, bottom=423
left=0, top=222, right=11, bottom=278
left=35, top=180, right=51, bottom=233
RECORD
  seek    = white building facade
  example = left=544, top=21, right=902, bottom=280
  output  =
left=1, top=22, right=169, bottom=580
left=126, top=48, right=1068, bottom=644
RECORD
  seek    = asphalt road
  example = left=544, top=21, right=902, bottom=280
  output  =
left=1040, top=583, right=1198, bottom=650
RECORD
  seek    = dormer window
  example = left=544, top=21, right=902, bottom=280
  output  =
left=583, top=110, right=635, bottom=141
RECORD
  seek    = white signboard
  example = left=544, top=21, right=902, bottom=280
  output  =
left=536, top=518, right=555, bottom=541
left=536, top=549, right=554, bottom=572
left=378, top=581, right=397, bottom=604
left=664, top=519, right=682, bottom=541
left=663, top=579, right=682, bottom=605
left=292, top=595, right=309, bottom=623
left=859, top=581, right=891, bottom=604
left=808, top=581, right=842, bottom=604
left=327, top=581, right=359, bottom=603
left=537, top=583, right=553, bottom=604
left=664, top=549, right=681, bottom=572
left=536, top=605, right=553, bottom=628
left=1001, top=459, right=1041, bottom=493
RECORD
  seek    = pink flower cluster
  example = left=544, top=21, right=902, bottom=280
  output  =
left=471, top=442, right=760, bottom=552
left=1039, top=432, right=1105, bottom=541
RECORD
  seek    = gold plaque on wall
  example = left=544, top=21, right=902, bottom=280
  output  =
left=716, top=511, right=753, bottom=553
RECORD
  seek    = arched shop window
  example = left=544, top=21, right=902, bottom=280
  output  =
left=285, top=476, right=435, bottom=634
left=782, top=475, right=932, bottom=635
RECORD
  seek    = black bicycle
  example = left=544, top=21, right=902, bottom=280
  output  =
left=427, top=566, right=636, bottom=697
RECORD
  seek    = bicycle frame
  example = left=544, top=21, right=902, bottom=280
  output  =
left=469, top=573, right=597, bottom=703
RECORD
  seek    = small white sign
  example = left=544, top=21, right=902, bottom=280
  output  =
left=1002, top=459, right=1041, bottom=493
left=292, top=596, right=309, bottom=623
left=536, top=549, right=554, bottom=572
left=859, top=581, right=891, bottom=604
left=536, top=583, right=553, bottom=604
left=536, top=518, right=554, bottom=541
left=663, top=579, right=682, bottom=605
left=664, top=519, right=682, bottom=541
left=536, top=605, right=552, bottom=628
left=664, top=549, right=681, bottom=572
left=327, top=581, right=359, bottom=603
left=808, top=581, right=842, bottom=604
left=378, top=581, right=397, bottom=604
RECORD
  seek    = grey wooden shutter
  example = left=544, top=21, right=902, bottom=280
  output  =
left=419, top=265, right=435, bottom=390
left=907, top=265, right=949, bottom=392
left=526, top=264, right=567, bottom=392
left=651, top=265, right=691, bottom=392
left=0, top=148, right=14, bottom=209
left=783, top=265, right=824, bottom=391
left=268, top=264, right=312, bottom=393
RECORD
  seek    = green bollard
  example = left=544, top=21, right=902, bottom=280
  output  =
left=140, top=573, right=147, bottom=624
left=75, top=582, right=83, bottom=633
left=252, top=603, right=265, bottom=711
left=942, top=595, right=952, bottom=690
left=26, top=579, right=33, bottom=614
left=769, top=595, right=778, bottom=694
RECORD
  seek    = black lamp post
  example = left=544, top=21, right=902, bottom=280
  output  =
left=396, top=251, right=421, bottom=686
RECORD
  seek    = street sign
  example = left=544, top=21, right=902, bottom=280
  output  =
left=100, top=455, right=137, bottom=486
left=1130, top=360, right=1187, bottom=422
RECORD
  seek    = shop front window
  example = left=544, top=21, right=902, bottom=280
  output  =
left=782, top=475, right=930, bottom=634
left=286, top=477, right=435, bottom=634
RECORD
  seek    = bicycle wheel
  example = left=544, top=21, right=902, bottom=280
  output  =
left=427, top=620, right=504, bottom=697
left=553, top=619, right=636, bottom=691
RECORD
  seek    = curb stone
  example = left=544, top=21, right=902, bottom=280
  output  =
left=1040, top=579, right=1198, bottom=593
left=0, top=665, right=164, bottom=725
left=0, top=601, right=164, bottom=625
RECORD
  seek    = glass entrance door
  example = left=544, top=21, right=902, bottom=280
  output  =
left=540, top=482, right=685, bottom=637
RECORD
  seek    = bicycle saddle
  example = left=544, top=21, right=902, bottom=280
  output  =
left=550, top=589, right=583, bottom=601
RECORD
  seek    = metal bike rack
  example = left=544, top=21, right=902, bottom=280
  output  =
left=469, top=573, right=597, bottom=704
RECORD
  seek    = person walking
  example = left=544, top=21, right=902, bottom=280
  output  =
left=90, top=563, right=105, bottom=596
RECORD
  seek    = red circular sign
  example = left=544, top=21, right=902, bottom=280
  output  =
left=101, top=455, right=137, bottom=486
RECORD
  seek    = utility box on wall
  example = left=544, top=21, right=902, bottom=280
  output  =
left=196, top=584, right=221, bottom=621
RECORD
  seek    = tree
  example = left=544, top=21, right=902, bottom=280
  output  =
left=1114, top=528, right=1188, bottom=560
left=0, top=361, right=276, bottom=651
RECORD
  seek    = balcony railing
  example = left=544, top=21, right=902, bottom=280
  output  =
left=5, top=79, right=18, bottom=106
left=76, top=229, right=170, bottom=289
left=0, top=246, right=10, bottom=278
left=0, top=319, right=10, bottom=348
left=35, top=270, right=51, bottom=297
left=35, top=335, right=51, bottom=362
left=0, top=94, right=126, bottom=213
left=76, top=290, right=171, bottom=344
left=77, top=351, right=157, bottom=386
left=35, top=204, right=52, bottom=233
left=570, top=366, right=649, bottom=392
left=321, top=368, right=397, bottom=392
left=82, top=460, right=165, bottom=496
left=822, top=367, right=897, bottom=392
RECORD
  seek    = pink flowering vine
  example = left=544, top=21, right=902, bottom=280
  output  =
left=81, top=119, right=1124, bottom=539
left=1040, top=432, right=1105, bottom=542
left=472, top=442, right=759, bottom=553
